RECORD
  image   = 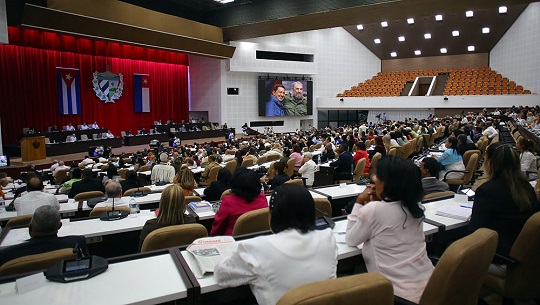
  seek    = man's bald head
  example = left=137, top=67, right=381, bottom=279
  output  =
left=27, top=177, right=44, bottom=192
left=105, top=181, right=122, bottom=198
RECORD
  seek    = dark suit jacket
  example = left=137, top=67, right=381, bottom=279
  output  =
left=457, top=143, right=478, bottom=156
left=203, top=181, right=231, bottom=202
left=0, top=235, right=89, bottom=267
left=68, top=178, right=105, bottom=198
left=330, top=151, right=354, bottom=181
left=469, top=178, right=538, bottom=257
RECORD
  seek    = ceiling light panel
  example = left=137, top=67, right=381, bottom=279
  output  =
left=468, top=46, right=475, bottom=51
left=407, top=18, right=414, bottom=24
left=452, top=30, right=460, bottom=37
left=499, top=6, right=507, bottom=14
left=374, top=38, right=381, bottom=44
left=440, top=48, right=447, bottom=53
left=381, top=21, right=388, bottom=28
left=466, top=10, right=474, bottom=18
left=435, top=14, right=443, bottom=21
left=356, top=24, right=363, bottom=30
left=398, top=36, right=405, bottom=42
left=424, top=33, right=431, bottom=39
left=482, top=27, right=490, bottom=33
left=390, top=52, right=397, bottom=57
left=414, top=50, right=421, bottom=55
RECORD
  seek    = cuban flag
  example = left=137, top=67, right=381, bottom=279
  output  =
left=57, top=68, right=82, bottom=115
left=134, top=74, right=150, bottom=113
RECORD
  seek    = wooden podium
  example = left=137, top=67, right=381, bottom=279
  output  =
left=20, top=136, right=46, bottom=162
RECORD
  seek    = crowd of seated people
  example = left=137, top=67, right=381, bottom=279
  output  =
left=2, top=105, right=539, bottom=305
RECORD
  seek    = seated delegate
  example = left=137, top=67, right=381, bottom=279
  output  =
left=0, top=206, right=89, bottom=268
left=210, top=167, right=267, bottom=236
left=345, top=156, right=433, bottom=303
left=215, top=184, right=337, bottom=305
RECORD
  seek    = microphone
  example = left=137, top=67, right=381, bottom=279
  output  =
left=99, top=197, right=128, bottom=221
left=72, top=243, right=83, bottom=260
left=314, top=206, right=335, bottom=229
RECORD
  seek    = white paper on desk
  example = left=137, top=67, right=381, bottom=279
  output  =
left=16, top=273, right=46, bottom=294
left=454, top=194, right=469, bottom=202
left=435, top=205, right=472, bottom=221
left=334, top=232, right=347, bottom=244
left=2, top=231, right=30, bottom=247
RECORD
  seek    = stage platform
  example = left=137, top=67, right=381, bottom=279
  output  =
left=1, top=135, right=237, bottom=179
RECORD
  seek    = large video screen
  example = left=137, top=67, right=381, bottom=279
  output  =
left=0, top=155, right=9, bottom=167
left=258, top=79, right=313, bottom=117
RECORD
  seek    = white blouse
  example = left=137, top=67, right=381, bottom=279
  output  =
left=346, top=200, right=433, bottom=303
left=214, top=229, right=338, bottom=305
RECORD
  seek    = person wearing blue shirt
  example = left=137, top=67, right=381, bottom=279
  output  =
left=433, top=137, right=464, bottom=180
left=265, top=84, right=285, bottom=116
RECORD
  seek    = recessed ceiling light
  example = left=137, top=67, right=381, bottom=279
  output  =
left=356, top=24, right=363, bottom=30
left=398, top=36, right=405, bottom=42
left=466, top=10, right=474, bottom=18
left=381, top=21, right=388, bottom=28
left=452, top=30, right=460, bottom=37
left=468, top=46, right=475, bottom=52
left=407, top=18, right=415, bottom=24
left=214, top=0, right=234, bottom=3
left=390, top=52, right=397, bottom=57
left=482, top=27, right=490, bottom=34
left=435, top=14, right=443, bottom=21
left=415, top=50, right=421, bottom=55
left=424, top=33, right=432, bottom=39
left=499, top=6, right=507, bottom=14
left=440, top=48, right=447, bottom=54
left=374, top=38, right=381, bottom=44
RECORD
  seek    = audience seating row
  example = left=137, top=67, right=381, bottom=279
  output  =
left=337, top=67, right=532, bottom=97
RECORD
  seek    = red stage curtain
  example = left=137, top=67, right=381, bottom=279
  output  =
left=0, top=27, right=189, bottom=144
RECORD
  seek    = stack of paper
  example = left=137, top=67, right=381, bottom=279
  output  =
left=435, top=205, right=472, bottom=221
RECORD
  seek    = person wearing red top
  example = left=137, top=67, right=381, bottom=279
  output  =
left=352, top=142, right=371, bottom=175
left=210, top=167, right=268, bottom=236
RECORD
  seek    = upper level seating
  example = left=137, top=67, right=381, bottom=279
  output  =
left=337, top=67, right=532, bottom=97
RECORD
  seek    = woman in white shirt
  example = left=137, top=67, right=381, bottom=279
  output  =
left=517, top=138, right=537, bottom=175
left=214, top=184, right=338, bottom=305
left=345, top=155, right=433, bottom=303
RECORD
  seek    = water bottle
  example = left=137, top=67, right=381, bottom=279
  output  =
left=260, top=183, right=265, bottom=194
left=129, top=198, right=139, bottom=218
left=0, top=197, right=5, bottom=213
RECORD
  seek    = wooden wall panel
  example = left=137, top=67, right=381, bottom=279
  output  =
left=382, top=53, right=489, bottom=72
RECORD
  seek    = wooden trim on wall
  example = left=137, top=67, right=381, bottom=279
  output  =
left=382, top=53, right=489, bottom=72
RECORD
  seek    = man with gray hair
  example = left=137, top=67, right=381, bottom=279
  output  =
left=298, top=152, right=317, bottom=187
left=53, top=160, right=70, bottom=178
left=15, top=176, right=60, bottom=216
left=283, top=81, right=308, bottom=116
left=150, top=153, right=175, bottom=183
left=93, top=181, right=127, bottom=209
left=0, top=205, right=89, bottom=268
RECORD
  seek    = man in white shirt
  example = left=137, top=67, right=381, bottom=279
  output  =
left=50, top=160, right=60, bottom=172
left=14, top=177, right=60, bottom=216
left=79, top=122, right=89, bottom=130
left=53, top=161, right=70, bottom=178
left=151, top=153, right=176, bottom=183
left=482, top=121, right=498, bottom=140
left=90, top=122, right=100, bottom=129
left=65, top=123, right=75, bottom=131
left=66, top=133, right=77, bottom=142
left=93, top=181, right=127, bottom=209
left=298, top=152, right=317, bottom=187
left=79, top=156, right=95, bottom=167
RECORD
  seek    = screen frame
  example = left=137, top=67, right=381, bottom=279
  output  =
left=0, top=155, right=10, bottom=167
left=258, top=79, right=313, bottom=117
